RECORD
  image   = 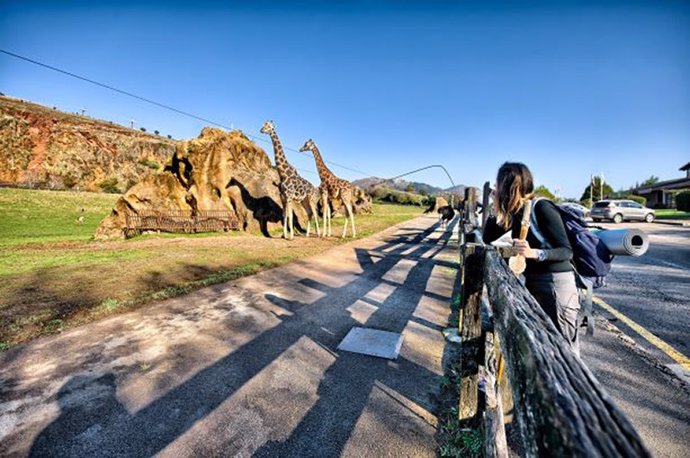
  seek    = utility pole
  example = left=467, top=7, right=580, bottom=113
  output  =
left=600, top=172, right=604, bottom=201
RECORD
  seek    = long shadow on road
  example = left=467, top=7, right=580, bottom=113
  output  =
left=26, top=217, right=459, bottom=457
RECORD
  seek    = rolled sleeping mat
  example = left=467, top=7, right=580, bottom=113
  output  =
left=593, top=228, right=649, bottom=256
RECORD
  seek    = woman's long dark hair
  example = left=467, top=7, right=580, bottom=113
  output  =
left=494, top=162, right=534, bottom=229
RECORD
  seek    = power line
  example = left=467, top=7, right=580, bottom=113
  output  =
left=0, top=48, right=371, bottom=177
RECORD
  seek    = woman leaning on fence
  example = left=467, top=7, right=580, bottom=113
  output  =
left=482, top=162, right=581, bottom=355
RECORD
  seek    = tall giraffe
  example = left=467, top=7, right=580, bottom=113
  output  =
left=260, top=121, right=320, bottom=240
left=299, top=139, right=356, bottom=238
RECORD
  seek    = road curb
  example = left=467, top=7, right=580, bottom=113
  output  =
left=654, top=220, right=690, bottom=227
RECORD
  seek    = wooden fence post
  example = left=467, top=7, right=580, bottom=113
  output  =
left=483, top=325, right=509, bottom=458
left=482, top=181, right=491, bottom=228
left=458, top=243, right=485, bottom=423
left=482, top=248, right=651, bottom=457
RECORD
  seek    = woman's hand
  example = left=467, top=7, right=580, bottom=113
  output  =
left=513, top=239, right=538, bottom=259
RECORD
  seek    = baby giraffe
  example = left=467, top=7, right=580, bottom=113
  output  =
left=260, top=120, right=320, bottom=239
left=299, top=138, right=357, bottom=238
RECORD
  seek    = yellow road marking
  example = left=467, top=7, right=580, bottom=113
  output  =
left=593, top=296, right=690, bottom=371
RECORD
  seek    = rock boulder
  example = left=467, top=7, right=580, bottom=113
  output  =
left=95, top=128, right=292, bottom=240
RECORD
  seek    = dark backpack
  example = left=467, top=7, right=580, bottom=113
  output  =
left=529, top=198, right=613, bottom=335
left=529, top=198, right=613, bottom=285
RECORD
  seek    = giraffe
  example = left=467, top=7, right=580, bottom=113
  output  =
left=299, top=138, right=357, bottom=238
left=260, top=120, right=320, bottom=240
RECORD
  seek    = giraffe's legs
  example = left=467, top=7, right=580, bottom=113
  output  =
left=301, top=198, right=320, bottom=237
left=288, top=202, right=294, bottom=239
left=311, top=201, right=321, bottom=237
left=349, top=202, right=356, bottom=237
left=342, top=199, right=356, bottom=238
left=321, top=192, right=329, bottom=238
left=282, top=198, right=289, bottom=239
left=305, top=201, right=311, bottom=238
left=326, top=202, right=332, bottom=237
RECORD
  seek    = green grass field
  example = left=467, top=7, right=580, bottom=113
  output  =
left=654, top=209, right=690, bottom=220
left=0, top=188, right=422, bottom=349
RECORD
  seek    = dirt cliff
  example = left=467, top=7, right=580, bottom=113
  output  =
left=0, top=96, right=175, bottom=192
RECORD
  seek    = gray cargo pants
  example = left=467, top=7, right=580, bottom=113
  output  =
left=525, top=271, right=581, bottom=356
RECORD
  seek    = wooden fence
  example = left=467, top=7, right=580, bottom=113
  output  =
left=456, top=185, right=651, bottom=457
left=124, top=210, right=239, bottom=238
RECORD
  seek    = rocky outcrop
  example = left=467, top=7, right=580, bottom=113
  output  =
left=423, top=196, right=449, bottom=214
left=95, top=128, right=288, bottom=240
left=1, top=96, right=371, bottom=239
left=0, top=96, right=175, bottom=192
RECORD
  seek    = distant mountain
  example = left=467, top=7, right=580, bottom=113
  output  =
left=352, top=176, right=465, bottom=196
left=444, top=184, right=467, bottom=195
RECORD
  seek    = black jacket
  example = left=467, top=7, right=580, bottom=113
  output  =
left=482, top=199, right=573, bottom=275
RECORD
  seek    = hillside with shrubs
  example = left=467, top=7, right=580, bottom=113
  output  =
left=0, top=96, right=176, bottom=193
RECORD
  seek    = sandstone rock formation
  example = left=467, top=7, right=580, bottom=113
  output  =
left=95, top=127, right=289, bottom=239
left=0, top=96, right=175, bottom=192
left=423, top=196, right=449, bottom=214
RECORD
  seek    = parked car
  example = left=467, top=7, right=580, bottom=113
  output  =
left=590, top=200, right=655, bottom=223
left=559, top=202, right=591, bottom=218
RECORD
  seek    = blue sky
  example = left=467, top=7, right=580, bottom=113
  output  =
left=1, top=1, right=689, bottom=198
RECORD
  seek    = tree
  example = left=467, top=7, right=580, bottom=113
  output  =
left=641, top=175, right=660, bottom=187
left=626, top=195, right=646, bottom=206
left=154, top=130, right=160, bottom=136
left=676, top=191, right=690, bottom=212
left=140, top=127, right=146, bottom=132
left=580, top=176, right=613, bottom=203
left=534, top=185, right=556, bottom=201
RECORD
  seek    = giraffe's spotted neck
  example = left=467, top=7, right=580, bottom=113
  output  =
left=311, top=145, right=334, bottom=182
left=268, top=129, right=291, bottom=180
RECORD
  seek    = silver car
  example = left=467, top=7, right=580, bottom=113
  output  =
left=590, top=199, right=656, bottom=223
left=559, top=202, right=591, bottom=217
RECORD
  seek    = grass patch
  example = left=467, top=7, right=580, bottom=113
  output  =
left=439, top=424, right=483, bottom=457
left=436, top=358, right=484, bottom=457
left=0, top=189, right=421, bottom=348
left=655, top=209, right=690, bottom=220
left=0, top=188, right=119, bottom=247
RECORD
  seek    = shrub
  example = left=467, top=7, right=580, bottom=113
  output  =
left=626, top=195, right=646, bottom=206
left=370, top=186, right=425, bottom=206
left=138, top=158, right=160, bottom=170
left=99, top=177, right=121, bottom=194
left=140, top=127, right=147, bottom=132
left=676, top=190, right=690, bottom=212
left=580, top=198, right=592, bottom=209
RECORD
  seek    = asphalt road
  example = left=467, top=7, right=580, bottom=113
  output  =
left=579, top=221, right=690, bottom=458
left=591, top=222, right=689, bottom=370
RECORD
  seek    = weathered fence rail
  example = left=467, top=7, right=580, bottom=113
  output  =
left=124, top=210, right=239, bottom=238
left=456, top=184, right=650, bottom=457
